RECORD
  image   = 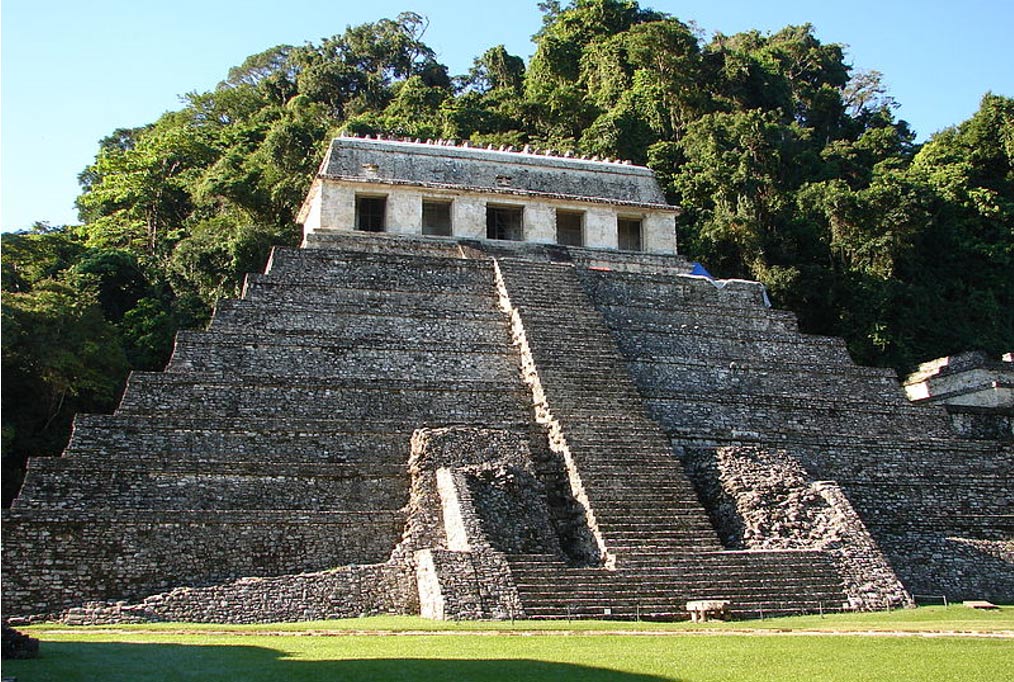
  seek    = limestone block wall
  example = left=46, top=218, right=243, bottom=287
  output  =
left=58, top=564, right=418, bottom=625
left=3, top=509, right=402, bottom=616
left=387, top=190, right=423, bottom=234
left=583, top=207, right=618, bottom=249
left=904, top=351, right=1014, bottom=408
left=1, top=246, right=538, bottom=619
left=302, top=180, right=678, bottom=254
left=63, top=414, right=412, bottom=464
left=683, top=445, right=910, bottom=609
left=642, top=213, right=677, bottom=253
left=16, top=460, right=404, bottom=511
left=416, top=549, right=521, bottom=620
left=945, top=405, right=1014, bottom=441
left=451, top=195, right=486, bottom=239
left=523, top=204, right=556, bottom=244
left=316, top=182, right=355, bottom=230
left=903, top=352, right=1014, bottom=441
left=406, top=426, right=554, bottom=620
left=582, top=264, right=1014, bottom=602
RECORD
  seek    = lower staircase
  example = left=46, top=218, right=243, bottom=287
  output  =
left=507, top=552, right=846, bottom=620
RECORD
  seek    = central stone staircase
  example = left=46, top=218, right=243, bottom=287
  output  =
left=494, top=257, right=850, bottom=618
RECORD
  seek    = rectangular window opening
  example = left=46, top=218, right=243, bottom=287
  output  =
left=556, top=210, right=584, bottom=247
left=356, top=195, right=387, bottom=232
left=618, top=217, right=643, bottom=251
left=422, top=200, right=452, bottom=236
left=486, top=205, right=524, bottom=241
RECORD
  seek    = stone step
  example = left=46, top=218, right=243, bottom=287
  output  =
left=582, top=501, right=709, bottom=516
left=241, top=276, right=496, bottom=309
left=510, top=561, right=846, bottom=580
left=167, top=331, right=518, bottom=381
left=511, top=577, right=843, bottom=593
left=595, top=302, right=800, bottom=334
left=647, top=393, right=954, bottom=440
left=598, top=523, right=720, bottom=536
left=529, top=356, right=634, bottom=373
left=579, top=485, right=705, bottom=503
left=680, top=437, right=1011, bottom=476
left=299, top=231, right=473, bottom=259
left=512, top=580, right=843, bottom=596
left=602, top=540, right=723, bottom=555
left=511, top=568, right=843, bottom=585
left=267, top=244, right=471, bottom=272
left=210, top=299, right=502, bottom=338
left=231, top=284, right=499, bottom=318
left=508, top=550, right=838, bottom=570
left=195, top=317, right=512, bottom=349
left=517, top=594, right=845, bottom=611
left=16, top=458, right=409, bottom=512
left=63, top=414, right=525, bottom=459
left=602, top=536, right=722, bottom=550
left=574, top=481, right=703, bottom=494
left=566, top=250, right=695, bottom=274
left=615, top=331, right=853, bottom=367
left=579, top=268, right=769, bottom=309
left=643, top=386, right=925, bottom=416
left=265, top=246, right=493, bottom=279
left=117, top=373, right=531, bottom=422
left=595, top=518, right=717, bottom=530
left=627, top=360, right=907, bottom=405
left=534, top=392, right=652, bottom=410
left=250, top=261, right=494, bottom=295
left=536, top=367, right=640, bottom=384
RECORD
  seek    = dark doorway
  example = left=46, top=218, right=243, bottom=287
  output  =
left=618, top=217, right=642, bottom=251
left=356, top=196, right=386, bottom=232
left=487, top=205, right=524, bottom=241
left=556, top=210, right=584, bottom=247
left=422, top=200, right=452, bottom=236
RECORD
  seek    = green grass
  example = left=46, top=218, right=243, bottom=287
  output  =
left=6, top=607, right=1013, bottom=682
left=21, top=605, right=1014, bottom=634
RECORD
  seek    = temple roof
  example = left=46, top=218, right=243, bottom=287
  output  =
left=317, top=135, right=675, bottom=209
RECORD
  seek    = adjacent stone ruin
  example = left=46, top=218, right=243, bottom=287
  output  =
left=2, top=138, right=1010, bottom=623
left=904, top=351, right=1014, bottom=440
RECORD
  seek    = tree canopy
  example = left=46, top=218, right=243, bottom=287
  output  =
left=3, top=0, right=1012, bottom=505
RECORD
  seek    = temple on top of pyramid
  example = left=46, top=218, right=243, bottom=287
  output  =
left=298, top=135, right=680, bottom=253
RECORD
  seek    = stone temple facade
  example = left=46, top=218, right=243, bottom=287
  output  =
left=2, top=137, right=1011, bottom=624
left=299, top=135, right=679, bottom=253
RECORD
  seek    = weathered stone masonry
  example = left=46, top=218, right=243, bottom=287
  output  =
left=3, top=138, right=1010, bottom=623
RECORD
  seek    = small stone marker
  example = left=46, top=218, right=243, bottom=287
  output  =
left=686, top=599, right=731, bottom=622
left=962, top=600, right=999, bottom=609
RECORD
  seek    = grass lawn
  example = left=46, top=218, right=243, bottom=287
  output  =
left=5, top=607, right=1012, bottom=682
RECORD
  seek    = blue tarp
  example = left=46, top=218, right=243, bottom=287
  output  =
left=690, top=262, right=714, bottom=279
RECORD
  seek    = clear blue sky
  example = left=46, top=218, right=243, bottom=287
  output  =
left=2, top=0, right=1011, bottom=231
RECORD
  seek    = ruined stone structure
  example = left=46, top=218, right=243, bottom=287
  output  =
left=904, top=351, right=1014, bottom=441
left=3, top=138, right=1011, bottom=624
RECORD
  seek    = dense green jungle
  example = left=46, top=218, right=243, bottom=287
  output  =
left=3, top=0, right=1012, bottom=505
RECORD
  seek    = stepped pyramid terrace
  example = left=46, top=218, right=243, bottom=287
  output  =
left=2, top=136, right=1011, bottom=624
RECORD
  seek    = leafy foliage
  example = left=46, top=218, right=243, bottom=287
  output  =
left=3, top=1, right=1012, bottom=505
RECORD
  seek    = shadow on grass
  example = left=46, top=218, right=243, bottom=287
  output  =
left=2, top=640, right=675, bottom=682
